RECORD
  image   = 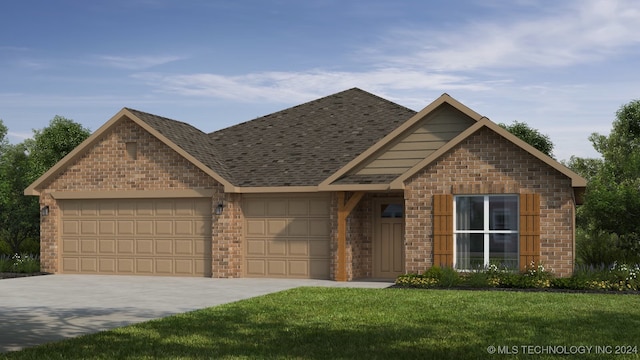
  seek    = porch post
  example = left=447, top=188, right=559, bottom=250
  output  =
left=336, top=191, right=365, bottom=281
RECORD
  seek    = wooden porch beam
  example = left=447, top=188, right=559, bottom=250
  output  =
left=336, top=191, right=365, bottom=281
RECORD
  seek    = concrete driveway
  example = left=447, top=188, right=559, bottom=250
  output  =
left=0, top=275, right=391, bottom=352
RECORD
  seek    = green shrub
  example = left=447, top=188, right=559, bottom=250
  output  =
left=438, top=267, right=461, bottom=288
left=0, top=254, right=12, bottom=272
left=12, top=253, right=40, bottom=273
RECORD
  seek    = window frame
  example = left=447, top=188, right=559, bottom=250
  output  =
left=453, top=194, right=519, bottom=270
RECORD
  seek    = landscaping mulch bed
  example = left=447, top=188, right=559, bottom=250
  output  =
left=0, top=272, right=49, bottom=280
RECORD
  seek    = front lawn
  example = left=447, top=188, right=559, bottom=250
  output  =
left=2, top=287, right=639, bottom=359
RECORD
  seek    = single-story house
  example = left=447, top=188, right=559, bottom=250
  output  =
left=25, top=88, right=586, bottom=280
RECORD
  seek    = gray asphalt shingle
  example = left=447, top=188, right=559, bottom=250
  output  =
left=129, top=88, right=417, bottom=187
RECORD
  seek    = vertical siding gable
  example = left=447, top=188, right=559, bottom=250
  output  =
left=355, top=104, right=475, bottom=176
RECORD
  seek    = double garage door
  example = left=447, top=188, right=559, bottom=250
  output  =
left=60, top=198, right=212, bottom=277
left=244, top=194, right=331, bottom=279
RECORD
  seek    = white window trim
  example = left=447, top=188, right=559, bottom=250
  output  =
left=452, top=195, right=519, bottom=270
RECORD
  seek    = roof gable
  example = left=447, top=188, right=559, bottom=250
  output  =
left=25, top=108, right=236, bottom=195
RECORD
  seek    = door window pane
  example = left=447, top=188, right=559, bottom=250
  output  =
left=381, top=204, right=403, bottom=218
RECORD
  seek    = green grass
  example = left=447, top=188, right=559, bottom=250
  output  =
left=2, top=287, right=640, bottom=359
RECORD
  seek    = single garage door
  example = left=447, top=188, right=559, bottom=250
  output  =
left=244, top=194, right=331, bottom=279
left=60, top=198, right=212, bottom=277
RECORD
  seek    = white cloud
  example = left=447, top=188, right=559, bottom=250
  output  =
left=377, top=0, right=640, bottom=71
left=96, top=55, right=184, bottom=70
left=133, top=68, right=493, bottom=104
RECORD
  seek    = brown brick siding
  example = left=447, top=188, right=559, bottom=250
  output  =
left=404, top=127, right=575, bottom=277
left=37, top=118, right=244, bottom=277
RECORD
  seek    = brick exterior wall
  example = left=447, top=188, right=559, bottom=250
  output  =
left=37, top=118, right=244, bottom=277
left=404, top=127, right=575, bottom=277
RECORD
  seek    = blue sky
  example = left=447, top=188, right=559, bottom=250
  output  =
left=1, top=0, right=639, bottom=161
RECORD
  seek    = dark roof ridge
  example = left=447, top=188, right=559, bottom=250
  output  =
left=207, top=87, right=415, bottom=136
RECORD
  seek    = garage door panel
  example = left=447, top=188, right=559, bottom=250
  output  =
left=62, top=257, right=79, bottom=272
left=81, top=239, right=97, bottom=253
left=175, top=239, right=193, bottom=255
left=267, top=200, right=287, bottom=216
left=247, top=220, right=266, bottom=236
left=156, top=200, right=174, bottom=215
left=80, top=258, right=97, bottom=272
left=81, top=221, right=97, bottom=235
left=288, top=219, right=308, bottom=236
left=118, top=220, right=134, bottom=235
left=246, top=259, right=266, bottom=276
left=194, top=220, right=211, bottom=236
left=99, top=221, right=116, bottom=235
left=118, top=258, right=134, bottom=273
left=309, top=240, right=330, bottom=257
left=309, top=219, right=330, bottom=236
left=155, top=259, right=173, bottom=274
left=247, top=239, right=266, bottom=256
left=267, top=260, right=287, bottom=276
left=118, top=203, right=134, bottom=216
left=63, top=239, right=79, bottom=253
left=244, top=200, right=266, bottom=217
left=62, top=221, right=79, bottom=235
left=288, top=240, right=309, bottom=256
left=267, top=241, right=286, bottom=256
left=155, top=221, right=172, bottom=235
left=98, top=258, right=116, bottom=272
left=136, top=239, right=153, bottom=255
left=98, top=201, right=116, bottom=216
left=267, top=219, right=286, bottom=235
left=288, top=261, right=309, bottom=277
left=99, top=239, right=116, bottom=254
left=288, top=199, right=308, bottom=216
left=118, top=239, right=134, bottom=254
left=244, top=194, right=330, bottom=279
left=175, top=220, right=192, bottom=235
left=309, top=199, right=330, bottom=216
left=310, top=259, right=330, bottom=278
left=136, top=220, right=153, bottom=235
left=80, top=203, right=98, bottom=216
left=136, top=201, right=153, bottom=215
left=175, top=259, right=193, bottom=275
left=156, top=239, right=172, bottom=255
left=135, top=258, right=153, bottom=274
left=194, top=240, right=207, bottom=256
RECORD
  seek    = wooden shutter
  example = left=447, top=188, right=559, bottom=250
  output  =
left=519, top=193, right=540, bottom=271
left=433, top=194, right=453, bottom=268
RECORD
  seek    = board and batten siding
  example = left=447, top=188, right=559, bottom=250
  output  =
left=355, top=104, right=475, bottom=175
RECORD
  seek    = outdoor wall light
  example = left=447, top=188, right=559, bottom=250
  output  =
left=215, top=202, right=224, bottom=215
left=40, top=206, right=50, bottom=217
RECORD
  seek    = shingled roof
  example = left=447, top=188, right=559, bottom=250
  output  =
left=209, top=88, right=416, bottom=187
left=125, top=108, right=236, bottom=182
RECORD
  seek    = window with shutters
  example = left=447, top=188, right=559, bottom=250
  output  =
left=454, top=195, right=519, bottom=270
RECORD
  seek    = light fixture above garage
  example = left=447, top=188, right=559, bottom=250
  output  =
left=40, top=206, right=50, bottom=217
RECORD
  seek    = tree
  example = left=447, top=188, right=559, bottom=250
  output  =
left=579, top=99, right=640, bottom=264
left=499, top=121, right=554, bottom=158
left=0, top=143, right=39, bottom=254
left=0, top=116, right=91, bottom=255
left=26, top=116, right=91, bottom=178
